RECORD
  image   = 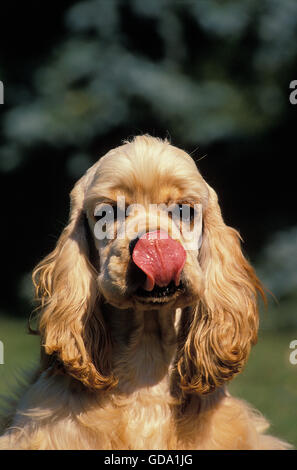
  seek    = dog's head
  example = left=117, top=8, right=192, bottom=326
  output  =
left=33, top=135, right=264, bottom=394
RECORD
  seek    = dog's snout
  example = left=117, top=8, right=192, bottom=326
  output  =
left=132, top=230, right=186, bottom=292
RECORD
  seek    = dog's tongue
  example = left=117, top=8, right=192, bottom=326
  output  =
left=132, top=230, right=186, bottom=291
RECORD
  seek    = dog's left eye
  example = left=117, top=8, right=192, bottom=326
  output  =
left=177, top=204, right=195, bottom=223
left=94, top=204, right=117, bottom=222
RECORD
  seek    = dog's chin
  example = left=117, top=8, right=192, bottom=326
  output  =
left=133, top=281, right=184, bottom=305
left=100, top=284, right=199, bottom=312
left=132, top=279, right=203, bottom=311
left=98, top=271, right=201, bottom=311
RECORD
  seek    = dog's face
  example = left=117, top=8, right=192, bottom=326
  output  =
left=34, top=136, right=264, bottom=394
left=84, top=140, right=208, bottom=311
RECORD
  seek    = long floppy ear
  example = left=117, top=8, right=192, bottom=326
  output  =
left=32, top=176, right=116, bottom=390
left=177, top=184, right=265, bottom=395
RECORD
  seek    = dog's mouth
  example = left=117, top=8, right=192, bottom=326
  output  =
left=134, top=281, right=184, bottom=303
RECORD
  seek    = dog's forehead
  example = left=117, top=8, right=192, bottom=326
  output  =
left=85, top=138, right=206, bottom=205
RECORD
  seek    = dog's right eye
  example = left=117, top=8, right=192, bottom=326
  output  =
left=94, top=204, right=117, bottom=222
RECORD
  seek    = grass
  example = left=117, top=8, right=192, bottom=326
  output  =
left=0, top=314, right=296, bottom=447
left=229, top=328, right=297, bottom=448
left=0, top=315, right=39, bottom=403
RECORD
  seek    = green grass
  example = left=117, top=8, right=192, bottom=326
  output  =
left=229, top=328, right=297, bottom=448
left=0, top=315, right=296, bottom=447
left=0, top=315, right=39, bottom=402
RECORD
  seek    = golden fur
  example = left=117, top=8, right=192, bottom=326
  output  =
left=0, top=135, right=291, bottom=449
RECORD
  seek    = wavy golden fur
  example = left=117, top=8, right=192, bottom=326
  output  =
left=0, top=135, right=291, bottom=449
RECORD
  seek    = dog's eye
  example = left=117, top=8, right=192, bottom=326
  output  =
left=94, top=204, right=117, bottom=222
left=178, top=204, right=195, bottom=223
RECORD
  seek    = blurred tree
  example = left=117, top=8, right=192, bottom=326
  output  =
left=2, top=0, right=297, bottom=155
left=256, top=226, right=297, bottom=329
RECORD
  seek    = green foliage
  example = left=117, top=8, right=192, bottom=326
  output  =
left=0, top=315, right=39, bottom=403
left=256, top=225, right=297, bottom=329
left=230, top=330, right=297, bottom=447
left=1, top=0, right=297, bottom=173
left=257, top=226, right=297, bottom=300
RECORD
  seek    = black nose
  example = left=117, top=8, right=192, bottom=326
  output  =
left=129, top=237, right=139, bottom=256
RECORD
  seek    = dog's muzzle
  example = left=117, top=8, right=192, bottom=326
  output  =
left=131, top=230, right=186, bottom=292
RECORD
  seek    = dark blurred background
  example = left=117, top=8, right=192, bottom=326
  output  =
left=0, top=0, right=296, bottom=445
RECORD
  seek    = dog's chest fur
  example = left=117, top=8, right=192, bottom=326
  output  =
left=101, top=382, right=176, bottom=449
left=91, top=305, right=179, bottom=448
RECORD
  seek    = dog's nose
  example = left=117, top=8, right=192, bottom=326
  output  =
left=131, top=230, right=186, bottom=291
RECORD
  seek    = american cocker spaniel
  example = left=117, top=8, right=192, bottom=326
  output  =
left=0, top=135, right=291, bottom=449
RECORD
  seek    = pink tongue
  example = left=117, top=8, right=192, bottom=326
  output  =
left=132, top=230, right=186, bottom=291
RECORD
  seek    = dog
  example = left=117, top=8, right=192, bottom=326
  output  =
left=0, top=135, right=291, bottom=449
